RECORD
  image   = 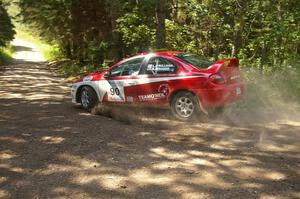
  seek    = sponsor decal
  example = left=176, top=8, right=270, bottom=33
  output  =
left=138, top=84, right=169, bottom=101
left=158, top=84, right=169, bottom=96
left=147, top=64, right=175, bottom=72
left=138, top=93, right=165, bottom=101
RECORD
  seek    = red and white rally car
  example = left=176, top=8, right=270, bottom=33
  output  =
left=71, top=51, right=245, bottom=120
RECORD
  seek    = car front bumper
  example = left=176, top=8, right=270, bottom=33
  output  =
left=71, top=84, right=78, bottom=103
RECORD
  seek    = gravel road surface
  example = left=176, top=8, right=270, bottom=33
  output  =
left=0, top=39, right=299, bottom=199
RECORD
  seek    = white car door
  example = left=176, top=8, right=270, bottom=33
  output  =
left=100, top=57, right=144, bottom=102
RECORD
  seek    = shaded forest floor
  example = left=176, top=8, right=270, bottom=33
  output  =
left=0, top=40, right=299, bottom=199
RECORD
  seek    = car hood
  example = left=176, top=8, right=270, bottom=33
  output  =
left=75, top=70, right=107, bottom=83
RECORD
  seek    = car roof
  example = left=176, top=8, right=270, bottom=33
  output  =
left=116, top=51, right=186, bottom=65
left=137, top=51, right=184, bottom=56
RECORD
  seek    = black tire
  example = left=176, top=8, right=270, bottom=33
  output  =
left=170, top=91, right=200, bottom=121
left=79, top=86, right=98, bottom=111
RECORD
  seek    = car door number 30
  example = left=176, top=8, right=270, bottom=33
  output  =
left=110, top=87, right=120, bottom=96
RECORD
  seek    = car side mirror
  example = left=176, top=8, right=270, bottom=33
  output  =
left=104, top=71, right=111, bottom=78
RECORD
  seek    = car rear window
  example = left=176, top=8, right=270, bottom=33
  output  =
left=174, top=53, right=213, bottom=69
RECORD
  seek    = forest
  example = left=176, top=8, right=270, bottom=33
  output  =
left=1, top=0, right=299, bottom=69
left=0, top=1, right=15, bottom=63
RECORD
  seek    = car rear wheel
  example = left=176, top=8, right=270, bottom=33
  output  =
left=171, top=91, right=200, bottom=121
left=80, top=86, right=98, bottom=111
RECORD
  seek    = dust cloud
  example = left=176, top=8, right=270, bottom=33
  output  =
left=93, top=73, right=300, bottom=128
left=223, top=70, right=300, bottom=126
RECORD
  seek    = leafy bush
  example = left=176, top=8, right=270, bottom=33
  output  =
left=0, top=46, right=14, bottom=65
left=59, top=60, right=110, bottom=77
left=0, top=2, right=15, bottom=47
left=116, top=12, right=156, bottom=53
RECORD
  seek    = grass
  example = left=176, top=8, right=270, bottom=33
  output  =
left=0, top=45, right=15, bottom=65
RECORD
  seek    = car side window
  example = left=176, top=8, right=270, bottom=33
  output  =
left=141, top=57, right=177, bottom=75
left=110, top=65, right=124, bottom=77
left=110, top=58, right=144, bottom=77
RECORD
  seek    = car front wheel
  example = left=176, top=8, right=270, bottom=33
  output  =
left=171, top=91, right=200, bottom=121
left=80, top=86, right=98, bottom=111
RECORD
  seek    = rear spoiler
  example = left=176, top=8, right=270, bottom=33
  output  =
left=207, top=58, right=239, bottom=73
left=214, top=58, right=239, bottom=67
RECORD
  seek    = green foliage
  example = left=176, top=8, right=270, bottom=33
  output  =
left=16, top=0, right=300, bottom=64
left=0, top=45, right=14, bottom=65
left=0, top=1, right=15, bottom=65
left=165, top=20, right=194, bottom=52
left=0, top=1, right=16, bottom=47
left=59, top=61, right=109, bottom=77
left=17, top=0, right=112, bottom=63
left=41, top=44, right=61, bottom=61
left=116, top=12, right=155, bottom=53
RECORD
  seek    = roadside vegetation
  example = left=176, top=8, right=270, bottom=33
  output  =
left=0, top=45, right=14, bottom=64
left=0, top=1, right=15, bottom=65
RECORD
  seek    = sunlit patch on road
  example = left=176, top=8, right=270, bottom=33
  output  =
left=12, top=39, right=46, bottom=62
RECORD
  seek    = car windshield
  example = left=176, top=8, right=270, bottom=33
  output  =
left=174, top=53, right=213, bottom=69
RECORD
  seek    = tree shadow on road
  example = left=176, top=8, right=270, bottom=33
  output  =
left=0, top=63, right=300, bottom=199
left=12, top=45, right=34, bottom=52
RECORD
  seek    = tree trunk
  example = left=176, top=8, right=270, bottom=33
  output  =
left=110, top=0, right=122, bottom=60
left=156, top=0, right=166, bottom=49
left=231, top=0, right=246, bottom=58
left=63, top=39, right=72, bottom=59
left=70, top=0, right=83, bottom=61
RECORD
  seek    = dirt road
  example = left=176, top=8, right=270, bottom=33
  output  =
left=0, top=40, right=299, bottom=199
